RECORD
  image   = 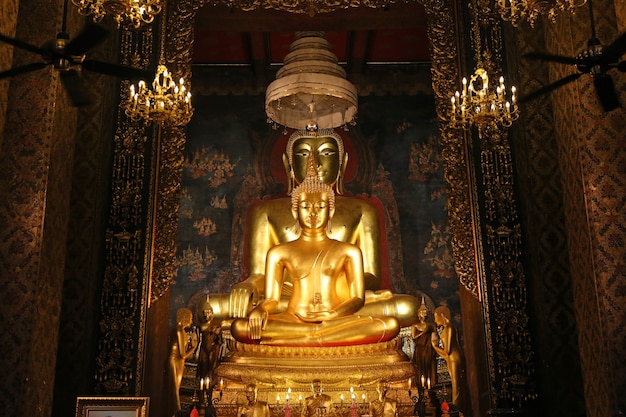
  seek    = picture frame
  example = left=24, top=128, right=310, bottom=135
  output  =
left=75, top=397, right=150, bottom=417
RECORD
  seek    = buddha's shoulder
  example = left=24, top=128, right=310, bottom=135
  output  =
left=336, top=195, right=379, bottom=214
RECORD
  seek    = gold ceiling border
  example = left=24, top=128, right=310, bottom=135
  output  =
left=148, top=0, right=481, bottom=303
left=201, top=0, right=420, bottom=15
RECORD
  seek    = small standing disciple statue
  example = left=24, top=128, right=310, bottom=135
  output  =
left=166, top=308, right=199, bottom=417
left=411, top=298, right=437, bottom=386
left=431, top=306, right=472, bottom=417
left=196, top=295, right=222, bottom=381
left=230, top=157, right=400, bottom=346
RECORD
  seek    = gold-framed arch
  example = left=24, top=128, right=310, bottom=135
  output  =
left=117, top=1, right=496, bottom=416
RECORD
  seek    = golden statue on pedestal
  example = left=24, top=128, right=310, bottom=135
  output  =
left=212, top=128, right=419, bottom=402
left=230, top=157, right=399, bottom=346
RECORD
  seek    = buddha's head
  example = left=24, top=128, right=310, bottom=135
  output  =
left=417, top=297, right=428, bottom=322
left=245, top=383, right=257, bottom=403
left=433, top=306, right=451, bottom=326
left=197, top=294, right=214, bottom=324
left=376, top=382, right=389, bottom=399
left=311, top=379, right=323, bottom=396
left=176, top=307, right=193, bottom=328
left=291, top=156, right=336, bottom=232
left=284, top=128, right=347, bottom=194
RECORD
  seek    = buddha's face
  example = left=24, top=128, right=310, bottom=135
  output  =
left=202, top=307, right=213, bottom=323
left=245, top=387, right=256, bottom=403
left=292, top=137, right=341, bottom=185
left=312, top=381, right=322, bottom=396
left=297, top=192, right=331, bottom=231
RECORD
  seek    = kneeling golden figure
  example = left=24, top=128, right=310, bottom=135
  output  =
left=231, top=165, right=399, bottom=346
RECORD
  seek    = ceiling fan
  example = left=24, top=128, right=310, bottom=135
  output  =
left=0, top=0, right=152, bottom=107
left=520, top=0, right=626, bottom=112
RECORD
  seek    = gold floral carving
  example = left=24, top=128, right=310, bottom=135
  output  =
left=424, top=0, right=481, bottom=298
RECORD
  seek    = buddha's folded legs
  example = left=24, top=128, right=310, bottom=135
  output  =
left=230, top=314, right=399, bottom=347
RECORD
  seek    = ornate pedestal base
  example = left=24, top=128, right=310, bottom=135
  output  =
left=217, top=337, right=414, bottom=388
left=206, top=337, right=417, bottom=416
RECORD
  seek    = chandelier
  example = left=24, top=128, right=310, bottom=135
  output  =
left=72, top=0, right=162, bottom=28
left=495, top=0, right=586, bottom=27
left=124, top=0, right=193, bottom=126
left=125, top=64, right=193, bottom=125
left=450, top=68, right=519, bottom=130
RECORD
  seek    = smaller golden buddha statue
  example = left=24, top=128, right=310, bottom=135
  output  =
left=230, top=158, right=399, bottom=346
left=237, top=383, right=270, bottom=417
left=301, top=379, right=332, bottom=417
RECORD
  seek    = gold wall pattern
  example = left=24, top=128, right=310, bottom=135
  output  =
left=511, top=16, right=586, bottom=417
left=0, top=1, right=81, bottom=415
left=54, top=16, right=125, bottom=415
left=549, top=4, right=625, bottom=414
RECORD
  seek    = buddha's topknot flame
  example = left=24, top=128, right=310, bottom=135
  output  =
left=291, top=155, right=335, bottom=211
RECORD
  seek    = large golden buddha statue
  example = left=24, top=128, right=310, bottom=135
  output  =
left=230, top=163, right=400, bottom=346
left=214, top=128, right=418, bottom=328
left=215, top=129, right=418, bottom=390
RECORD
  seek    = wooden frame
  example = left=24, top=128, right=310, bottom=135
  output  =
left=75, top=397, right=150, bottom=417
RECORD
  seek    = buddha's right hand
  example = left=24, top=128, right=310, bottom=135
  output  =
left=229, top=275, right=263, bottom=318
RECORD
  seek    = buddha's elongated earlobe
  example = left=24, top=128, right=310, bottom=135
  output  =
left=283, top=153, right=295, bottom=194
left=336, top=152, right=348, bottom=195
left=292, top=207, right=301, bottom=234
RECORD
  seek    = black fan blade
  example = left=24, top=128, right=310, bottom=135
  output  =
left=519, top=73, right=582, bottom=103
left=82, top=59, right=153, bottom=80
left=65, top=24, right=109, bottom=56
left=523, top=51, right=582, bottom=66
left=593, top=74, right=620, bottom=112
left=602, top=32, right=626, bottom=62
left=60, top=70, right=91, bottom=107
left=0, top=32, right=48, bottom=56
left=0, top=62, right=48, bottom=79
